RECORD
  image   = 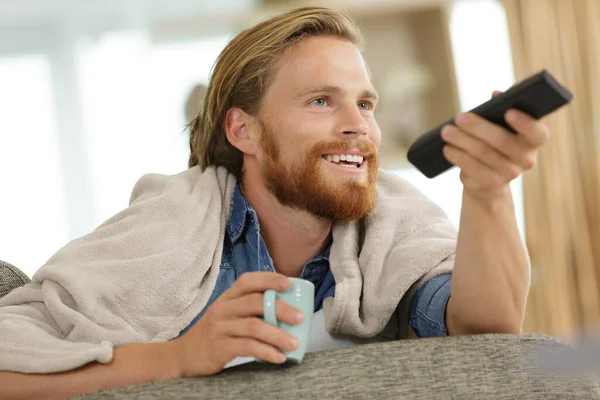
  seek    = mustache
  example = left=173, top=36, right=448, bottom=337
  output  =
left=311, top=139, right=378, bottom=158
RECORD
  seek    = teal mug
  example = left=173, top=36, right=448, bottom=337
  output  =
left=263, top=277, right=314, bottom=364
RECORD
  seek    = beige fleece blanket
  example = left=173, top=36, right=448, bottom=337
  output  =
left=0, top=166, right=456, bottom=373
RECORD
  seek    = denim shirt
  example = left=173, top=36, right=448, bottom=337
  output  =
left=181, top=184, right=452, bottom=338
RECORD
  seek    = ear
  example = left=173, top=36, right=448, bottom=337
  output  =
left=224, top=107, right=259, bottom=155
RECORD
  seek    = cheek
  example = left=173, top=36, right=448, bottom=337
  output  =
left=280, top=122, right=318, bottom=150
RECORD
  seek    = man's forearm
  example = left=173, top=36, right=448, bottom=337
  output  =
left=447, top=186, right=530, bottom=335
left=0, top=341, right=181, bottom=400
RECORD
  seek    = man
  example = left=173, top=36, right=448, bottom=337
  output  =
left=0, top=7, right=547, bottom=399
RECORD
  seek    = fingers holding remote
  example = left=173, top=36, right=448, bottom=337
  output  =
left=441, top=110, right=550, bottom=195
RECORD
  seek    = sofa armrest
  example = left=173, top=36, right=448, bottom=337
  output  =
left=75, top=334, right=600, bottom=399
left=0, top=260, right=30, bottom=299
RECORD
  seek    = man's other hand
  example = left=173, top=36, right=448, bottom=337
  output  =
left=170, top=272, right=305, bottom=377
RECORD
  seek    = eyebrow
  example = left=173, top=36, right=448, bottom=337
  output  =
left=294, top=85, right=379, bottom=101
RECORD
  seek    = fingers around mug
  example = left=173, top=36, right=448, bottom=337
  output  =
left=222, top=293, right=304, bottom=325
left=227, top=336, right=288, bottom=364
left=225, top=317, right=300, bottom=352
left=275, top=299, right=305, bottom=325
left=220, top=272, right=290, bottom=301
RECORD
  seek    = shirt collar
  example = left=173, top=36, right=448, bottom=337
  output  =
left=227, top=184, right=258, bottom=244
left=309, top=243, right=330, bottom=263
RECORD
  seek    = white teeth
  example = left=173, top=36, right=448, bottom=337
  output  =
left=324, top=154, right=365, bottom=165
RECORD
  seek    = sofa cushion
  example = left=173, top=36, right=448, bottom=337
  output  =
left=0, top=260, right=30, bottom=299
left=75, top=334, right=600, bottom=399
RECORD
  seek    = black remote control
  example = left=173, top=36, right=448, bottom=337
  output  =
left=406, top=70, right=573, bottom=178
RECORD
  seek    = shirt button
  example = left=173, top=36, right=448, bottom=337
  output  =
left=263, top=265, right=270, bottom=270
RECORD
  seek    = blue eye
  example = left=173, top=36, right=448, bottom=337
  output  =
left=358, top=101, right=372, bottom=110
left=312, top=98, right=327, bottom=106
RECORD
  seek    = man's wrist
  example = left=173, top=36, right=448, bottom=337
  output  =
left=157, top=340, right=185, bottom=381
left=462, top=185, right=514, bottom=213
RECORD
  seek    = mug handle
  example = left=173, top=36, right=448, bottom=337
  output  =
left=263, top=289, right=278, bottom=326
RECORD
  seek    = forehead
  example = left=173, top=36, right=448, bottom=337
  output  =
left=269, top=36, right=373, bottom=95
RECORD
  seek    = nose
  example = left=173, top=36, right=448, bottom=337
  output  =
left=339, top=106, right=369, bottom=137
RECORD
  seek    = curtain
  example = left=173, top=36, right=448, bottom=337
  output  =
left=501, top=0, right=600, bottom=341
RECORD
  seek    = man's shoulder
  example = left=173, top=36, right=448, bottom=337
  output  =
left=91, top=165, right=234, bottom=239
left=128, top=166, right=227, bottom=206
left=368, top=168, right=454, bottom=232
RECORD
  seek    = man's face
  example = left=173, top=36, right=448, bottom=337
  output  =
left=254, top=36, right=381, bottom=221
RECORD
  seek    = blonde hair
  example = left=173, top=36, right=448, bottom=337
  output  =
left=187, top=7, right=363, bottom=181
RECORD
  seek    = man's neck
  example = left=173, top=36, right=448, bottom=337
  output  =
left=241, top=181, right=332, bottom=278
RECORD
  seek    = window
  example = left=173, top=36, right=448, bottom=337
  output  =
left=77, top=32, right=232, bottom=225
left=0, top=55, right=69, bottom=274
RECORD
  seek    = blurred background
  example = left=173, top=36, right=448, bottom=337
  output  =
left=0, top=0, right=597, bottom=341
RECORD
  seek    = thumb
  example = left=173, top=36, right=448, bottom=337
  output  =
left=491, top=90, right=503, bottom=97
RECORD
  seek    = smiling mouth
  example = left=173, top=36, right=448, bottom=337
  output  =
left=322, top=154, right=364, bottom=168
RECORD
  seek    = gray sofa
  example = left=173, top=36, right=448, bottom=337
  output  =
left=1, top=260, right=599, bottom=399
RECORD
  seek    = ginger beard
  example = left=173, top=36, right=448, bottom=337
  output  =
left=258, top=119, right=379, bottom=221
